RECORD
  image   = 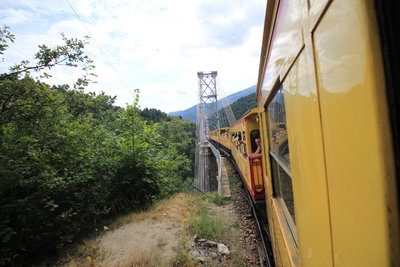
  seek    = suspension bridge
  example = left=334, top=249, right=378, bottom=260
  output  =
left=194, top=71, right=236, bottom=196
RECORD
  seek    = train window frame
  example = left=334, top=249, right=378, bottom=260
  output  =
left=250, top=130, right=260, bottom=153
left=242, top=131, right=247, bottom=156
left=266, top=83, right=297, bottom=245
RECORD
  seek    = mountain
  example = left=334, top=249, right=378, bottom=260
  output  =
left=168, top=85, right=256, bottom=122
left=168, top=105, right=197, bottom=122
left=230, top=92, right=257, bottom=119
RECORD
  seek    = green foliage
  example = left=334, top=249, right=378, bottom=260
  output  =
left=171, top=247, right=195, bottom=266
left=188, top=201, right=226, bottom=240
left=140, top=107, right=169, bottom=122
left=0, top=27, right=196, bottom=266
left=0, top=25, right=15, bottom=55
left=209, top=92, right=257, bottom=129
left=202, top=192, right=229, bottom=206
left=231, top=92, right=257, bottom=119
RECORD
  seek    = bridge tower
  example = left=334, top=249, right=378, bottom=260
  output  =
left=195, top=71, right=219, bottom=193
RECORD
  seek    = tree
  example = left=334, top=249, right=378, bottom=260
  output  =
left=1, top=32, right=95, bottom=87
left=0, top=25, right=15, bottom=56
left=0, top=26, right=196, bottom=266
left=140, top=107, right=170, bottom=122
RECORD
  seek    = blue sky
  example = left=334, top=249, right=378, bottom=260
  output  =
left=0, top=0, right=266, bottom=112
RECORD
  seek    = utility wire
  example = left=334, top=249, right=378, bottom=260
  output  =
left=7, top=43, right=66, bottom=85
left=8, top=43, right=33, bottom=61
left=64, top=0, right=130, bottom=90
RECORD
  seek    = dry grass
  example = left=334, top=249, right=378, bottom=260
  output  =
left=57, top=193, right=197, bottom=267
left=111, top=193, right=196, bottom=228
left=123, top=244, right=166, bottom=267
left=59, top=238, right=104, bottom=267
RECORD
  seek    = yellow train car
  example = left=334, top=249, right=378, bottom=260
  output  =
left=230, top=109, right=266, bottom=201
left=218, top=127, right=232, bottom=151
left=208, top=127, right=231, bottom=152
left=256, top=0, right=400, bottom=266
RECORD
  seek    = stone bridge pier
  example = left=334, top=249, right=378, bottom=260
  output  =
left=195, top=141, right=231, bottom=197
left=195, top=142, right=218, bottom=193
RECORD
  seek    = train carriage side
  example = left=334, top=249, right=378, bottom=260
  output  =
left=208, top=127, right=232, bottom=153
left=218, top=127, right=232, bottom=152
left=256, top=0, right=399, bottom=266
left=208, top=129, right=219, bottom=143
left=230, top=109, right=265, bottom=202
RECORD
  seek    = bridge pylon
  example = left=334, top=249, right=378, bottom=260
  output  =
left=195, top=71, right=219, bottom=193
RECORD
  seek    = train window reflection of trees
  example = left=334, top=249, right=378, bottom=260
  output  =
left=267, top=86, right=296, bottom=224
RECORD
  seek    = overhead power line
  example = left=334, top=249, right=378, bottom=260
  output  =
left=8, top=43, right=33, bottom=61
left=64, top=0, right=129, bottom=90
left=7, top=43, right=66, bottom=85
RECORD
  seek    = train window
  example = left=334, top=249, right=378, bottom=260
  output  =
left=237, top=132, right=242, bottom=152
left=267, top=85, right=296, bottom=224
left=242, top=131, right=247, bottom=154
left=250, top=130, right=260, bottom=153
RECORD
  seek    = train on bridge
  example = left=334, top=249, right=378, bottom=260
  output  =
left=208, top=0, right=399, bottom=266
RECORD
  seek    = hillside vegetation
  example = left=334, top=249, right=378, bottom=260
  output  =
left=0, top=26, right=195, bottom=266
left=231, top=92, right=257, bottom=119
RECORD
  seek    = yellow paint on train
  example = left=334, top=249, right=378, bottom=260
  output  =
left=208, top=109, right=266, bottom=201
left=255, top=0, right=400, bottom=266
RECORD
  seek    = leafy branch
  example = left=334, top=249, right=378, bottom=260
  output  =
left=0, top=25, right=15, bottom=55
left=0, top=29, right=96, bottom=89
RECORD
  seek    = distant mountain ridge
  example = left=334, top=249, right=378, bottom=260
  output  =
left=168, top=85, right=256, bottom=122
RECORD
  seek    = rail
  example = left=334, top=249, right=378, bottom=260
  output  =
left=208, top=138, right=275, bottom=266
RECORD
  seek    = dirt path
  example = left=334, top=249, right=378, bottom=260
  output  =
left=100, top=220, right=182, bottom=266
left=95, top=193, right=193, bottom=266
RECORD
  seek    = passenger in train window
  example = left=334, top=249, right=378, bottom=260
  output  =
left=253, top=137, right=262, bottom=154
left=232, top=133, right=237, bottom=142
left=234, top=133, right=245, bottom=147
left=248, top=137, right=261, bottom=157
left=249, top=131, right=261, bottom=157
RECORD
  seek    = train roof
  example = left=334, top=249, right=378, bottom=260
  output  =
left=231, top=108, right=258, bottom=127
left=241, top=108, right=258, bottom=119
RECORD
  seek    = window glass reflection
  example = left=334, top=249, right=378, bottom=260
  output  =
left=267, top=85, right=295, bottom=224
left=268, top=87, right=290, bottom=169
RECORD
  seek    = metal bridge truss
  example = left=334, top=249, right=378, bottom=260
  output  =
left=194, top=71, right=236, bottom=193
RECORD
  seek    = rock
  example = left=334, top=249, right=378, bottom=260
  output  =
left=205, top=240, right=218, bottom=247
left=197, top=238, right=207, bottom=243
left=217, top=243, right=230, bottom=255
left=210, top=252, right=218, bottom=259
left=190, top=250, right=201, bottom=257
left=196, top=256, right=206, bottom=263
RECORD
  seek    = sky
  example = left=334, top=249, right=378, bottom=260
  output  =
left=0, top=0, right=266, bottom=113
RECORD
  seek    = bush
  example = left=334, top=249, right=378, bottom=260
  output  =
left=0, top=29, right=196, bottom=266
left=203, top=192, right=229, bottom=206
left=188, top=202, right=226, bottom=240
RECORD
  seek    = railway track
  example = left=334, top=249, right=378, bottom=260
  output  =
left=212, top=141, right=275, bottom=267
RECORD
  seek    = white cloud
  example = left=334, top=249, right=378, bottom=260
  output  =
left=0, top=0, right=266, bottom=112
left=0, top=8, right=35, bottom=24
